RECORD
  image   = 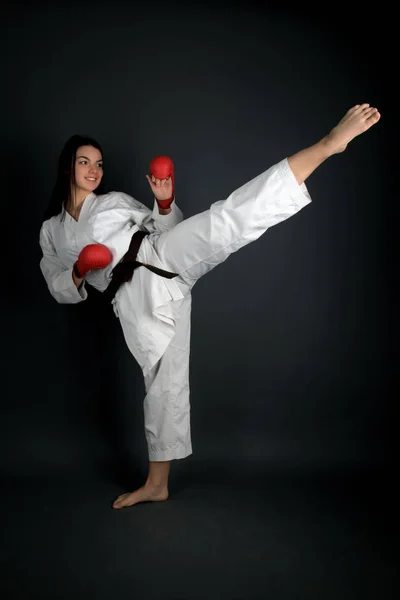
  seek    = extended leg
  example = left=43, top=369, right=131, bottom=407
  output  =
left=146, top=104, right=380, bottom=285
left=287, top=104, right=380, bottom=184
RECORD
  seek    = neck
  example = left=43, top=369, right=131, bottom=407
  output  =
left=72, top=188, right=90, bottom=207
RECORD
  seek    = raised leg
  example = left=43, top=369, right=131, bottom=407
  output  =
left=287, top=104, right=380, bottom=184
left=146, top=104, right=380, bottom=286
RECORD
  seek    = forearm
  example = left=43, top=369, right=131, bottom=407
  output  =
left=40, top=261, right=88, bottom=304
left=40, top=225, right=88, bottom=303
left=149, top=199, right=184, bottom=232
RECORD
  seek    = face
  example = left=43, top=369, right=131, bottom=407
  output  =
left=74, top=145, right=103, bottom=197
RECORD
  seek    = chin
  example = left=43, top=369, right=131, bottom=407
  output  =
left=79, top=182, right=101, bottom=194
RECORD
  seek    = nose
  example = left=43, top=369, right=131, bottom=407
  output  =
left=89, top=164, right=97, bottom=174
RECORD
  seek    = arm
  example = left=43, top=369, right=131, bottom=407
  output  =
left=39, top=224, right=88, bottom=304
left=92, top=158, right=183, bottom=239
left=144, top=156, right=184, bottom=232
left=144, top=197, right=184, bottom=233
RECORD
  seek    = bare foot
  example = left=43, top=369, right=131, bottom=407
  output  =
left=112, top=484, right=169, bottom=509
left=326, top=104, right=381, bottom=154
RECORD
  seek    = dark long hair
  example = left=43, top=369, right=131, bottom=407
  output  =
left=43, top=134, right=104, bottom=222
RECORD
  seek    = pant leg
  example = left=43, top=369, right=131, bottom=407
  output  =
left=149, top=158, right=311, bottom=285
left=143, top=293, right=192, bottom=461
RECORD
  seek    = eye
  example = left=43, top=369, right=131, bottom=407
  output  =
left=97, top=163, right=103, bottom=168
left=79, top=160, right=87, bottom=165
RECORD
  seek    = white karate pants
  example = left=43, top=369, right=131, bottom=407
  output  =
left=140, top=158, right=311, bottom=461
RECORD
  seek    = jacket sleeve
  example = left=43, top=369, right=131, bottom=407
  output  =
left=39, top=224, right=88, bottom=304
left=141, top=198, right=184, bottom=233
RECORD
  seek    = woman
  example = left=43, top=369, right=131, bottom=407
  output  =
left=39, top=104, right=381, bottom=509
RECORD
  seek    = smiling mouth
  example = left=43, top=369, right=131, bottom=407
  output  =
left=85, top=177, right=97, bottom=181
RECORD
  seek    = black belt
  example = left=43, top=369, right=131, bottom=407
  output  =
left=103, top=230, right=178, bottom=303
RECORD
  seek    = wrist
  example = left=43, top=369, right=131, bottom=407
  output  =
left=72, top=270, right=84, bottom=288
left=156, top=196, right=174, bottom=210
left=73, top=262, right=83, bottom=279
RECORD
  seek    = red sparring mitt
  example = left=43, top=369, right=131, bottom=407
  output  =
left=73, top=244, right=113, bottom=279
left=149, top=155, right=175, bottom=210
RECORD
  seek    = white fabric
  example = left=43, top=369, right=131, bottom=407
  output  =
left=39, top=158, right=312, bottom=461
left=142, top=294, right=192, bottom=461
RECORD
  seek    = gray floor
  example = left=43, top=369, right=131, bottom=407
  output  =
left=1, top=465, right=397, bottom=600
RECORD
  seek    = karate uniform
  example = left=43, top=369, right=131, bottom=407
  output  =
left=39, top=157, right=312, bottom=462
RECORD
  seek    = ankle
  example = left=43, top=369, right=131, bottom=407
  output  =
left=145, top=479, right=168, bottom=490
left=317, top=135, right=336, bottom=159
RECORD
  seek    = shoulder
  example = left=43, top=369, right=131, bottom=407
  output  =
left=40, top=214, right=61, bottom=238
left=39, top=215, right=61, bottom=250
left=94, top=191, right=146, bottom=211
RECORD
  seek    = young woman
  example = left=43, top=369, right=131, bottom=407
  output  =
left=39, top=104, right=381, bottom=509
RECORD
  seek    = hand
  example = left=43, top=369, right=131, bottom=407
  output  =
left=73, top=244, right=113, bottom=279
left=146, top=155, right=175, bottom=209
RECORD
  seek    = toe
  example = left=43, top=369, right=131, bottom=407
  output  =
left=112, top=493, right=128, bottom=508
left=352, top=103, right=369, bottom=114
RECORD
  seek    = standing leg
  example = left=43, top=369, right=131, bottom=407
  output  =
left=148, top=105, right=380, bottom=284
left=112, top=460, right=170, bottom=509
left=113, top=295, right=192, bottom=509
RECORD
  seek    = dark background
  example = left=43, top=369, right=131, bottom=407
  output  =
left=1, top=1, right=396, bottom=599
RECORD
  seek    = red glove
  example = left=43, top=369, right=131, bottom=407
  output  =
left=149, top=155, right=174, bottom=209
left=73, top=244, right=113, bottom=279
